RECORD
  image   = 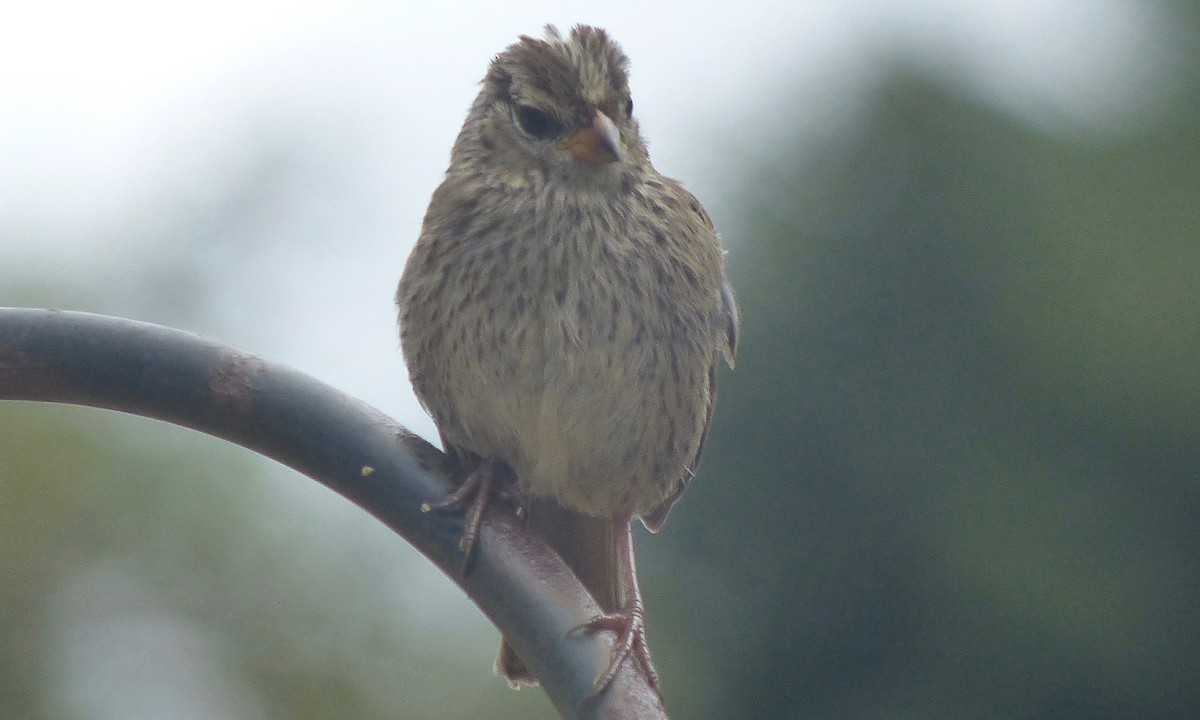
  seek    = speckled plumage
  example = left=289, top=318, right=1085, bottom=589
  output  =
left=396, top=25, right=737, bottom=688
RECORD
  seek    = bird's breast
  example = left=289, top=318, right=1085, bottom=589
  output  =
left=414, top=190, right=720, bottom=517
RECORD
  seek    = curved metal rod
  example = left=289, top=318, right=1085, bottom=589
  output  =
left=0, top=307, right=667, bottom=720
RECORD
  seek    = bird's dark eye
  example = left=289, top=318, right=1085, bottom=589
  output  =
left=516, top=105, right=559, bottom=139
left=625, top=98, right=634, bottom=119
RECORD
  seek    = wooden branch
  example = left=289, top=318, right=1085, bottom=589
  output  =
left=0, top=307, right=667, bottom=720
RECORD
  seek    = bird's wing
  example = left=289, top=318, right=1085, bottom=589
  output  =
left=641, top=274, right=738, bottom=533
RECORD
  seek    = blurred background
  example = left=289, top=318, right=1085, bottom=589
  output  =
left=2, top=1, right=1197, bottom=718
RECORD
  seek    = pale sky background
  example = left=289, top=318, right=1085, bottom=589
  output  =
left=0, top=1, right=1187, bottom=716
left=1, top=1, right=1181, bottom=441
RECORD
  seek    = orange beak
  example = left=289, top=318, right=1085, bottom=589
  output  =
left=561, top=110, right=624, bottom=165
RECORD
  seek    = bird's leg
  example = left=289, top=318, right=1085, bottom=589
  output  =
left=572, top=523, right=660, bottom=696
left=422, top=459, right=506, bottom=572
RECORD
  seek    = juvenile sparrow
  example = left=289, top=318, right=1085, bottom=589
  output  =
left=396, top=25, right=737, bottom=692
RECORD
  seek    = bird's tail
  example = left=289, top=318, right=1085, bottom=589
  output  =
left=495, top=498, right=630, bottom=686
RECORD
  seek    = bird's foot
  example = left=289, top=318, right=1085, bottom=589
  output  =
left=573, top=599, right=659, bottom=697
left=422, top=459, right=504, bottom=573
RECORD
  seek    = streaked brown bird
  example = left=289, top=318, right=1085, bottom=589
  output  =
left=396, top=25, right=737, bottom=693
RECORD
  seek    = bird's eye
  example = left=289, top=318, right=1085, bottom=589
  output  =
left=515, top=105, right=559, bottom=139
left=625, top=98, right=634, bottom=119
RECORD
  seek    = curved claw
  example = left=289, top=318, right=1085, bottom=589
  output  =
left=573, top=601, right=659, bottom=697
left=421, top=460, right=499, bottom=573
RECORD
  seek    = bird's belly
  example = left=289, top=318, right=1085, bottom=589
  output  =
left=445, top=334, right=701, bottom=518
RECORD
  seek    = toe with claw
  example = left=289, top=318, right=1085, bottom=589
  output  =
left=574, top=600, right=660, bottom=697
left=422, top=459, right=503, bottom=572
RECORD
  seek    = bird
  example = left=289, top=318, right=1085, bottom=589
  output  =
left=396, top=24, right=737, bottom=694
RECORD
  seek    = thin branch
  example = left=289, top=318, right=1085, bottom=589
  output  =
left=0, top=307, right=668, bottom=720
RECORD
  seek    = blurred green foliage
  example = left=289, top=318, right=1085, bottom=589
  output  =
left=3, top=8, right=1199, bottom=719
left=651, top=20, right=1200, bottom=720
